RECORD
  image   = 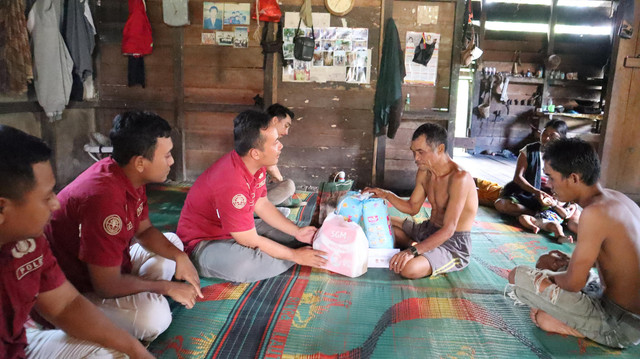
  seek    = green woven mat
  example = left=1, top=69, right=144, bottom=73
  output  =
left=147, top=193, right=640, bottom=358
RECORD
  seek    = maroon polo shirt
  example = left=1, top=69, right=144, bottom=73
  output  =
left=45, top=157, right=148, bottom=293
left=0, top=236, right=66, bottom=359
left=177, top=150, right=267, bottom=253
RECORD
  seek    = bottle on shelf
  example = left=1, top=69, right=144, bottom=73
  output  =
left=404, top=93, right=411, bottom=111
left=548, top=98, right=555, bottom=113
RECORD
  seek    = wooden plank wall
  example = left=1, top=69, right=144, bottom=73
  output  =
left=600, top=1, right=640, bottom=201
left=382, top=1, right=455, bottom=193
left=275, top=0, right=382, bottom=189
left=470, top=3, right=612, bottom=154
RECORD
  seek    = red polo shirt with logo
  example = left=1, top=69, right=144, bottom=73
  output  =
left=177, top=150, right=267, bottom=254
left=45, top=157, right=148, bottom=293
left=0, top=236, right=66, bottom=359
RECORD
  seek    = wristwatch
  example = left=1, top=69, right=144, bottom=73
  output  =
left=408, top=245, right=419, bottom=257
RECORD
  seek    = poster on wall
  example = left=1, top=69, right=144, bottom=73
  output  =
left=405, top=32, right=440, bottom=86
left=201, top=2, right=251, bottom=46
left=282, top=12, right=370, bottom=83
left=203, top=2, right=223, bottom=30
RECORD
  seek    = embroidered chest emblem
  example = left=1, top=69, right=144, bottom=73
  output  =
left=103, top=215, right=123, bottom=235
left=137, top=202, right=143, bottom=217
left=11, top=238, right=36, bottom=259
left=232, top=194, right=247, bottom=209
left=16, top=255, right=43, bottom=280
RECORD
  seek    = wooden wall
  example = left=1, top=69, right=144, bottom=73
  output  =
left=275, top=0, right=382, bottom=189
left=382, top=1, right=458, bottom=193
left=469, top=2, right=612, bottom=154
left=600, top=0, right=640, bottom=201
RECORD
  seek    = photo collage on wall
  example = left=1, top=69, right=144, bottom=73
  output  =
left=282, top=25, right=370, bottom=83
left=201, top=2, right=249, bottom=48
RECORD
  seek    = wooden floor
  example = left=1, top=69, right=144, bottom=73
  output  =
left=453, top=153, right=516, bottom=185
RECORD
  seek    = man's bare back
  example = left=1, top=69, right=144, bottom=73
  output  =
left=587, top=189, right=640, bottom=314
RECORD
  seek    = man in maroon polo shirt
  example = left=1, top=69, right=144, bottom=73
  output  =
left=46, top=111, right=202, bottom=341
left=0, top=125, right=152, bottom=358
left=177, top=110, right=327, bottom=282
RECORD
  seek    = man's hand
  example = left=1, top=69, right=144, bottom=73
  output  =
left=130, top=346, right=155, bottom=359
left=166, top=282, right=200, bottom=309
left=363, top=187, right=390, bottom=200
left=536, top=191, right=555, bottom=207
left=293, top=246, right=328, bottom=268
left=295, top=226, right=317, bottom=244
left=174, top=253, right=203, bottom=299
left=389, top=249, right=414, bottom=273
left=536, top=250, right=571, bottom=271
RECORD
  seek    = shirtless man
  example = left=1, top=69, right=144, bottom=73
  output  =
left=365, top=123, right=478, bottom=279
left=508, top=138, right=640, bottom=348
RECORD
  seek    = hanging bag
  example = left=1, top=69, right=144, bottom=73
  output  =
left=293, top=18, right=315, bottom=61
left=412, top=33, right=436, bottom=66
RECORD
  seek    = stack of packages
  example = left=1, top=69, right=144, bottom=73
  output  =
left=312, top=192, right=396, bottom=277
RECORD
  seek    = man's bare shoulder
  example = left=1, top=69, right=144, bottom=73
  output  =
left=449, top=164, right=474, bottom=185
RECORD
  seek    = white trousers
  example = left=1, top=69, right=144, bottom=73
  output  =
left=86, top=232, right=183, bottom=341
left=26, top=328, right=127, bottom=359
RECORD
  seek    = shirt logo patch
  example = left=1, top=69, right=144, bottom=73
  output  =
left=16, top=255, right=43, bottom=280
left=127, top=222, right=133, bottom=231
left=103, top=215, right=123, bottom=236
left=137, top=202, right=143, bottom=217
left=232, top=194, right=247, bottom=209
left=11, top=238, right=36, bottom=259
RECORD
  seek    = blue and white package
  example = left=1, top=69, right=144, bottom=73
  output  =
left=336, top=191, right=366, bottom=224
left=362, top=198, right=394, bottom=248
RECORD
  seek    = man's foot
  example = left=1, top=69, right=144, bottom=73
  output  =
left=557, top=235, right=573, bottom=244
left=279, top=198, right=303, bottom=207
left=530, top=308, right=585, bottom=338
left=277, top=207, right=291, bottom=217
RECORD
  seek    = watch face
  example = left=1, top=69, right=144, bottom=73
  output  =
left=326, top=0, right=353, bottom=16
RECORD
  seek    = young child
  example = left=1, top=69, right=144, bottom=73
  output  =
left=518, top=197, right=580, bottom=243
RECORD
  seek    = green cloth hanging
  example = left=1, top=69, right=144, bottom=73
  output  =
left=373, top=19, right=406, bottom=138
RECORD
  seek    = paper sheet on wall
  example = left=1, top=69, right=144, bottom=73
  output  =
left=405, top=32, right=439, bottom=86
left=284, top=12, right=330, bottom=29
left=282, top=12, right=370, bottom=83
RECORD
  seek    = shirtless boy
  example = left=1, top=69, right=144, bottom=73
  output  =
left=365, top=123, right=478, bottom=279
left=508, top=138, right=640, bottom=348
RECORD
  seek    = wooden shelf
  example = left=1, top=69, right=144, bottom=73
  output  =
left=508, top=76, right=544, bottom=85
left=548, top=78, right=604, bottom=88
left=401, top=110, right=450, bottom=121
left=538, top=110, right=603, bottom=121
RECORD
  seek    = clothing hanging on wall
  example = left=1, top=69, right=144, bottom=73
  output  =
left=123, top=0, right=153, bottom=87
left=373, top=19, right=406, bottom=139
left=0, top=0, right=33, bottom=95
left=28, top=0, right=73, bottom=120
left=62, top=0, right=96, bottom=101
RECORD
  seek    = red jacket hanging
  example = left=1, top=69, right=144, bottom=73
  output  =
left=122, top=0, right=153, bottom=56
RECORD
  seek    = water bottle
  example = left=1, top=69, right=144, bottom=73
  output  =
left=404, top=93, right=411, bottom=111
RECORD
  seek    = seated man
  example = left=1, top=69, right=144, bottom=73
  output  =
left=265, top=103, right=296, bottom=206
left=508, top=138, right=640, bottom=348
left=365, top=123, right=478, bottom=279
left=0, top=125, right=152, bottom=358
left=46, top=111, right=202, bottom=341
left=177, top=110, right=327, bottom=283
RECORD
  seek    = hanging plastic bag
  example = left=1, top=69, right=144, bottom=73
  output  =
left=314, top=179, right=354, bottom=226
left=412, top=33, right=436, bottom=66
left=313, top=213, right=369, bottom=278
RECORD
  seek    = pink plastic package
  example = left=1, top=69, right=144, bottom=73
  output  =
left=312, top=213, right=368, bottom=278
